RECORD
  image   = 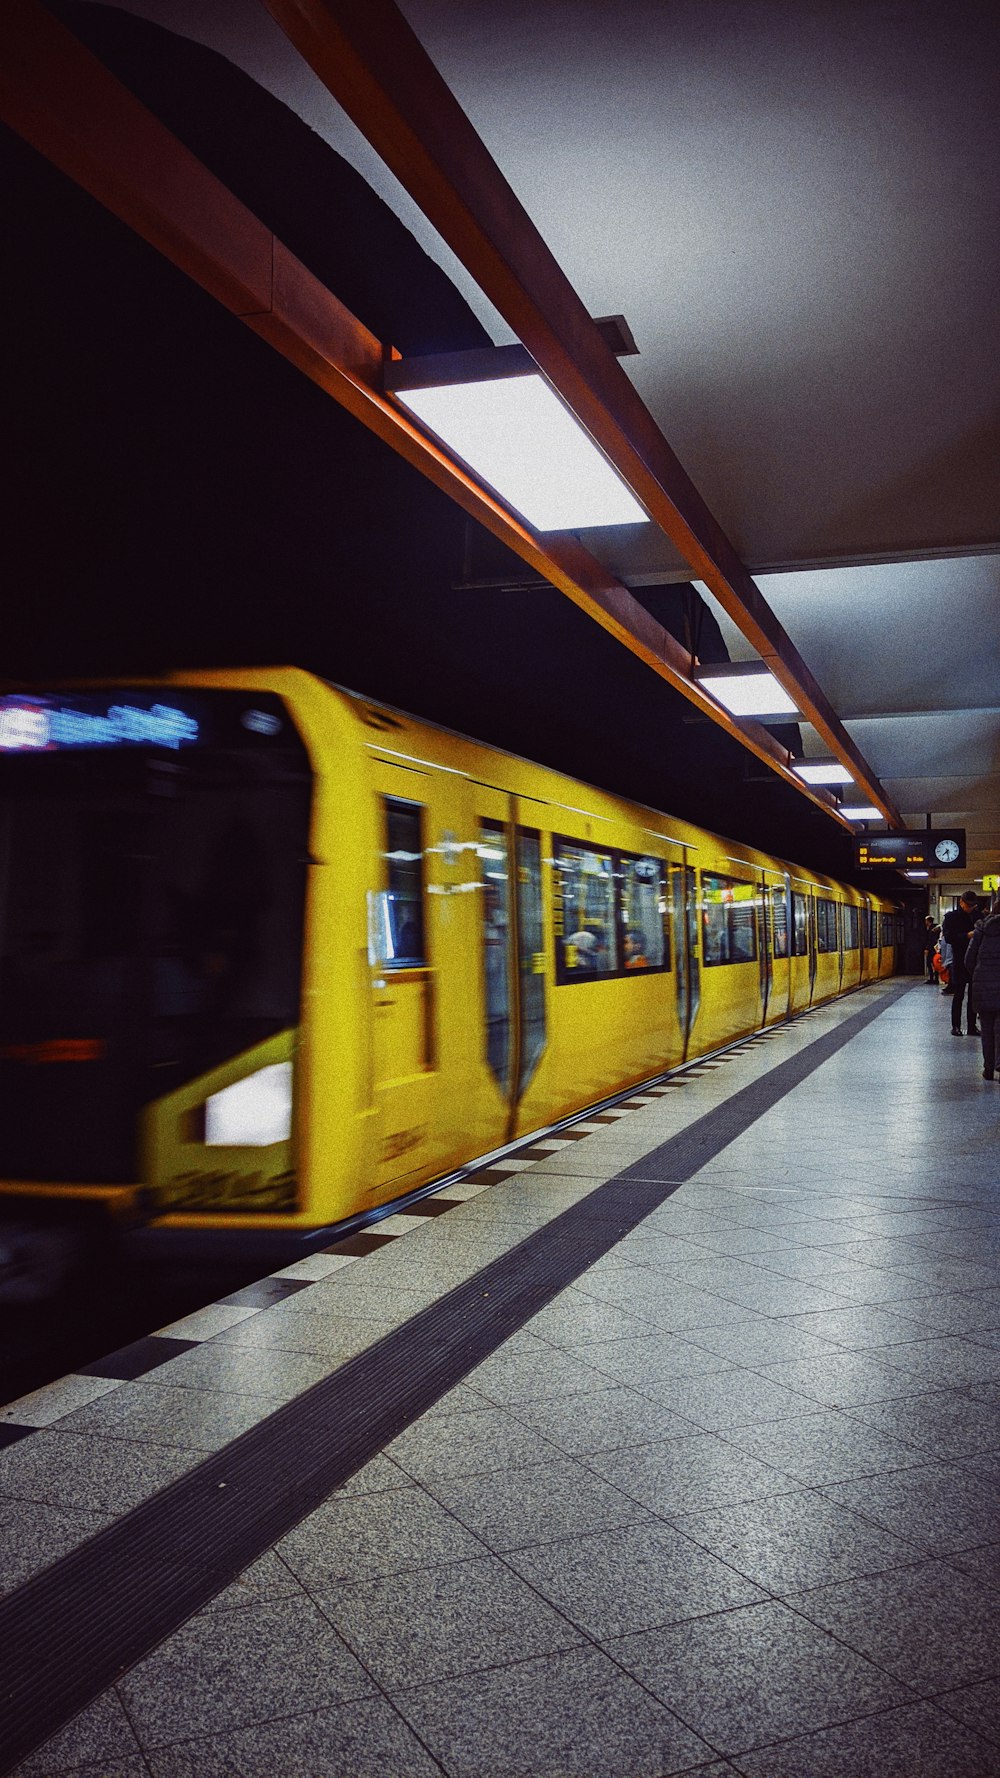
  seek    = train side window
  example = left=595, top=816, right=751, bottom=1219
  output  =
left=517, top=827, right=547, bottom=1089
left=479, top=821, right=511, bottom=1091
left=701, top=872, right=758, bottom=966
left=816, top=897, right=839, bottom=953
left=772, top=892, right=789, bottom=959
left=791, top=892, right=809, bottom=955
left=383, top=797, right=426, bottom=966
left=553, top=840, right=618, bottom=980
left=844, top=905, right=859, bottom=950
left=619, top=854, right=669, bottom=971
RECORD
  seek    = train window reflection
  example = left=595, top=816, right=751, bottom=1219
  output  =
left=701, top=872, right=758, bottom=966
left=791, top=892, right=809, bottom=955
left=479, top=821, right=511, bottom=1091
left=620, top=855, right=668, bottom=971
left=383, top=797, right=426, bottom=965
left=517, top=827, right=547, bottom=1088
left=772, top=893, right=789, bottom=959
left=844, top=905, right=860, bottom=950
left=816, top=897, right=839, bottom=953
left=553, top=841, right=617, bottom=981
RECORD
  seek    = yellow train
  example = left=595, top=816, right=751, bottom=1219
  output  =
left=0, top=668, right=899, bottom=1278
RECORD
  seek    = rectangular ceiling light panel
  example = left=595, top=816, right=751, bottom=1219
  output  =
left=395, top=375, right=649, bottom=531
left=793, top=761, right=856, bottom=785
left=697, top=671, right=799, bottom=718
left=840, top=805, right=883, bottom=820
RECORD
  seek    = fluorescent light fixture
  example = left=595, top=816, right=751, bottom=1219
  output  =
left=696, top=666, right=799, bottom=718
left=839, top=805, right=883, bottom=821
left=793, top=761, right=856, bottom=786
left=205, top=1063, right=292, bottom=1147
left=905, top=870, right=929, bottom=879
left=394, top=377, right=647, bottom=530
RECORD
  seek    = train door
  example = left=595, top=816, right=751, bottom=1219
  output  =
left=807, top=893, right=818, bottom=1004
left=477, top=802, right=516, bottom=1143
left=670, top=860, right=701, bottom=1060
left=367, top=776, right=439, bottom=1193
left=837, top=902, right=845, bottom=990
left=769, top=873, right=793, bottom=1019
left=511, top=810, right=548, bottom=1132
left=757, top=878, right=773, bottom=1024
left=476, top=796, right=548, bottom=1144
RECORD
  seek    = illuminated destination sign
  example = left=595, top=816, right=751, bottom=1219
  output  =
left=855, top=830, right=966, bottom=871
left=0, top=695, right=200, bottom=753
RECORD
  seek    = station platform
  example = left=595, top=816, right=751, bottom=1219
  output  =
left=1, top=978, right=999, bottom=1777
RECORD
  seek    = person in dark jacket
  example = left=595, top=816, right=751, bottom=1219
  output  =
left=943, top=892, right=981, bottom=1036
left=965, top=897, right=1000, bottom=1079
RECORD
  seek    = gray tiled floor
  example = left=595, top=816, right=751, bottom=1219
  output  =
left=11, top=983, right=1000, bottom=1776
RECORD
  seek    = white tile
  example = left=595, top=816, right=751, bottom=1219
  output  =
left=155, top=1303, right=262, bottom=1341
left=271, top=1254, right=358, bottom=1281
left=373, top=1213, right=433, bottom=1233
left=0, top=1373, right=123, bottom=1427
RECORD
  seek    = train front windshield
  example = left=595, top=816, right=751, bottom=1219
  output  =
left=0, top=692, right=311, bottom=1184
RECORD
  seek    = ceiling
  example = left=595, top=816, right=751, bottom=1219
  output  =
left=42, top=0, right=1000, bottom=883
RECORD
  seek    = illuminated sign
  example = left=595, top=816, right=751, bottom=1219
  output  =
left=855, top=830, right=966, bottom=871
left=0, top=696, right=199, bottom=753
left=984, top=874, right=1000, bottom=893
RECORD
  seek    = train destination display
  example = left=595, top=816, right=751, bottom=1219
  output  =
left=855, top=829, right=966, bottom=870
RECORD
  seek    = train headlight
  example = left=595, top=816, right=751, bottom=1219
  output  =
left=204, top=1063, right=293, bottom=1147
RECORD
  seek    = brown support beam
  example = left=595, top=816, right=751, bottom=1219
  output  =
left=261, top=0, right=901, bottom=829
left=1, top=0, right=851, bottom=823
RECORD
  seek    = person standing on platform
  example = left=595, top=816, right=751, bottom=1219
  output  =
left=922, top=914, right=940, bottom=982
left=943, top=891, right=981, bottom=1037
left=965, top=895, right=1000, bottom=1080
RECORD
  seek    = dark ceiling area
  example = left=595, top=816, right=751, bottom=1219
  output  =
left=4, top=3, right=899, bottom=882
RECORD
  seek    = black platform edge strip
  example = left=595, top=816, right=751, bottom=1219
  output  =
left=0, top=981, right=910, bottom=1774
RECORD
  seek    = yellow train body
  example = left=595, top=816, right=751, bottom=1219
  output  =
left=0, top=669, right=900, bottom=1248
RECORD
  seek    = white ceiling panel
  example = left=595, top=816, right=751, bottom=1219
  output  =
left=843, top=712, right=1000, bottom=782
left=739, top=559, right=1000, bottom=718
left=403, top=0, right=1000, bottom=572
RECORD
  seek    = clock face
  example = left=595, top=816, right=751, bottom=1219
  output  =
left=934, top=839, right=960, bottom=864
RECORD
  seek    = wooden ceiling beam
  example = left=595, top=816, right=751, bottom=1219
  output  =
left=2, top=0, right=852, bottom=823
left=261, top=0, right=901, bottom=828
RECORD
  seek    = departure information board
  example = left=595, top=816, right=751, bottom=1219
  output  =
left=855, top=830, right=966, bottom=870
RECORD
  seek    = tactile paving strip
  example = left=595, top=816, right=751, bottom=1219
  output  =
left=0, top=982, right=910, bottom=1774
